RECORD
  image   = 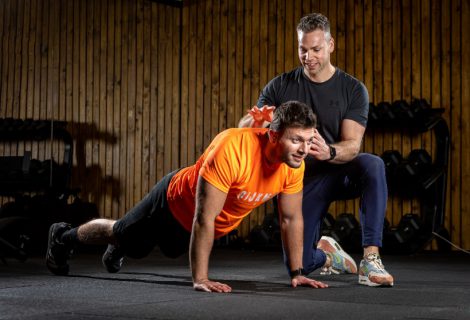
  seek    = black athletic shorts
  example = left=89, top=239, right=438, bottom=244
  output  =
left=112, top=170, right=191, bottom=259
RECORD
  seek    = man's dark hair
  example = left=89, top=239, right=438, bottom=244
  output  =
left=270, top=100, right=316, bottom=132
left=297, top=13, right=331, bottom=39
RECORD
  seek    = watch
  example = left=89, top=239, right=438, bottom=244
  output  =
left=328, top=144, right=336, bottom=161
left=290, top=268, right=305, bottom=278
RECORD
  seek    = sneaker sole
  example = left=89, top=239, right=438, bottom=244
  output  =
left=45, top=224, right=70, bottom=276
left=319, top=236, right=358, bottom=274
left=358, top=274, right=394, bottom=287
left=102, top=245, right=124, bottom=273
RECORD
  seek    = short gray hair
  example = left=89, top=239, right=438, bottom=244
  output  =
left=297, top=13, right=331, bottom=40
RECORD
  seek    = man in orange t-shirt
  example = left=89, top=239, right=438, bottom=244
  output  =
left=45, top=100, right=329, bottom=292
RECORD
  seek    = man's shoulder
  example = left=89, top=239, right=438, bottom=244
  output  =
left=335, top=68, right=366, bottom=88
left=279, top=67, right=303, bottom=81
left=268, top=67, right=303, bottom=85
left=216, top=128, right=267, bottom=144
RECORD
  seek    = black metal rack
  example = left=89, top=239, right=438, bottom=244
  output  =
left=0, top=118, right=73, bottom=261
left=367, top=101, right=450, bottom=253
left=0, top=118, right=73, bottom=196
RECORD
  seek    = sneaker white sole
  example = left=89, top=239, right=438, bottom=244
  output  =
left=319, top=236, right=357, bottom=274
left=358, top=274, right=394, bottom=287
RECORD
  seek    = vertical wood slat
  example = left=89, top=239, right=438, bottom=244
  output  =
left=400, top=0, right=412, bottom=222
left=91, top=1, right=100, bottom=206
left=127, top=0, right=136, bottom=208
left=105, top=0, right=115, bottom=218
left=12, top=0, right=24, bottom=161
left=461, top=0, right=470, bottom=249
left=1, top=0, right=11, bottom=118
left=225, top=0, right=235, bottom=130
left=383, top=0, right=394, bottom=223
left=450, top=0, right=462, bottom=246
left=141, top=0, right=150, bottom=197
left=0, top=0, right=469, bottom=249
left=156, top=1, right=165, bottom=181
left=362, top=0, right=374, bottom=170
left=219, top=0, right=228, bottom=131
left=19, top=0, right=30, bottom=120
left=194, top=0, right=204, bottom=163
left=119, top=0, right=129, bottom=211
left=113, top=0, right=122, bottom=218
left=171, top=5, right=180, bottom=171
left=441, top=1, right=453, bottom=242
left=211, top=0, right=220, bottom=140
left=162, top=3, right=173, bottom=173
left=185, top=1, right=196, bottom=166
left=134, top=0, right=143, bottom=207
left=390, top=0, right=402, bottom=225
left=0, top=0, right=5, bottom=117
left=180, top=2, right=189, bottom=168
left=410, top=0, right=422, bottom=216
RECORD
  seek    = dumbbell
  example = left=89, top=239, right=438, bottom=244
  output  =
left=394, top=213, right=423, bottom=244
left=376, top=102, right=396, bottom=121
left=368, top=102, right=381, bottom=122
left=410, top=98, right=431, bottom=116
left=381, top=150, right=403, bottom=184
left=321, top=212, right=336, bottom=237
left=397, top=149, right=432, bottom=183
left=331, top=213, right=359, bottom=242
left=392, top=100, right=414, bottom=122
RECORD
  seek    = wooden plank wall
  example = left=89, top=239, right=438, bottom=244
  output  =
left=0, top=0, right=181, bottom=221
left=0, top=0, right=469, bottom=249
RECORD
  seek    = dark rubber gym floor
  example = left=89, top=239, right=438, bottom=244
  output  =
left=1, top=247, right=469, bottom=320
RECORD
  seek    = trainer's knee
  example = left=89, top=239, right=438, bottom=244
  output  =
left=355, top=153, right=385, bottom=176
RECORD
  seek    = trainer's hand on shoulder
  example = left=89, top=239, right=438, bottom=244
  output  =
left=291, top=275, right=328, bottom=289
left=193, top=279, right=232, bottom=293
left=248, top=105, right=275, bottom=126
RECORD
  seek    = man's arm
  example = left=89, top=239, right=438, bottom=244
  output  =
left=277, top=191, right=328, bottom=289
left=309, top=119, right=365, bottom=164
left=190, top=176, right=231, bottom=293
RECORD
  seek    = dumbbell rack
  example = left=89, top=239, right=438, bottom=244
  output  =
left=0, top=118, right=73, bottom=261
left=368, top=103, right=450, bottom=252
left=0, top=118, right=73, bottom=196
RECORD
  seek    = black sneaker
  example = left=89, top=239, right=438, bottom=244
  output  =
left=102, top=244, right=124, bottom=273
left=45, top=222, right=73, bottom=276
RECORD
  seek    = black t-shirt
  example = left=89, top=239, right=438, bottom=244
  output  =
left=257, top=67, right=369, bottom=144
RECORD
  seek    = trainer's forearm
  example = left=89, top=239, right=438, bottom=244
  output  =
left=328, top=139, right=361, bottom=164
left=238, top=113, right=255, bottom=128
left=238, top=113, right=269, bottom=128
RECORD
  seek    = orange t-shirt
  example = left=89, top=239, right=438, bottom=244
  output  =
left=167, top=128, right=304, bottom=238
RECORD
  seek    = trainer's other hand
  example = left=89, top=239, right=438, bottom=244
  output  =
left=291, top=275, right=328, bottom=289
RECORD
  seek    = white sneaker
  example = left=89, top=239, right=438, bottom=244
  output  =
left=358, top=252, right=394, bottom=287
left=318, top=236, right=357, bottom=274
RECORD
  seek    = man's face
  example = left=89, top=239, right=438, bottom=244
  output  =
left=298, top=29, right=334, bottom=79
left=274, top=127, right=315, bottom=168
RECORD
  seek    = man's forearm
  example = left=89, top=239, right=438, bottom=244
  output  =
left=280, top=214, right=304, bottom=271
left=189, top=219, right=215, bottom=282
left=328, top=139, right=362, bottom=164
